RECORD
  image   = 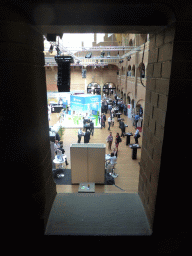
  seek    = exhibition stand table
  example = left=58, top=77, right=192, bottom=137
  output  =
left=116, top=113, right=122, bottom=119
left=125, top=132, right=133, bottom=145
left=129, top=144, right=141, bottom=159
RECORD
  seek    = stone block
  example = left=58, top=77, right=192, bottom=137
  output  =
left=147, top=157, right=160, bottom=183
left=151, top=92, right=158, bottom=108
left=147, top=138, right=154, bottom=160
left=158, top=94, right=168, bottom=112
left=156, top=32, right=164, bottom=47
left=161, top=61, right=172, bottom=78
left=145, top=90, right=151, bottom=104
left=152, top=148, right=162, bottom=171
left=156, top=78, right=170, bottom=95
left=146, top=78, right=156, bottom=92
left=142, top=135, right=148, bottom=150
left=149, top=35, right=156, bottom=51
left=148, top=47, right=158, bottom=63
left=154, top=108, right=166, bottom=127
left=140, top=147, right=149, bottom=165
left=153, top=135, right=163, bottom=161
left=155, top=122, right=164, bottom=142
left=148, top=118, right=156, bottom=134
left=145, top=102, right=153, bottom=118
left=143, top=113, right=150, bottom=128
left=158, top=42, right=173, bottom=62
left=146, top=63, right=154, bottom=78
left=153, top=62, right=162, bottom=78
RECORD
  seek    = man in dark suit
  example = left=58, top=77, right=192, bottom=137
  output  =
left=103, top=114, right=106, bottom=128
left=84, top=129, right=90, bottom=143
left=120, top=120, right=125, bottom=137
left=90, top=120, right=94, bottom=136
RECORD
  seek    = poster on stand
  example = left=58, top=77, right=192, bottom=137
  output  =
left=127, top=104, right=132, bottom=119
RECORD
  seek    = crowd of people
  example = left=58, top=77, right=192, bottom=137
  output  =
left=51, top=94, right=142, bottom=169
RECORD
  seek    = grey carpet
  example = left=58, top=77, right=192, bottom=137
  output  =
left=53, top=169, right=115, bottom=185
left=45, top=193, right=152, bottom=236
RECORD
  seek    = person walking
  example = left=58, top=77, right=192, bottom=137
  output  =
left=103, top=114, right=106, bottom=128
left=106, top=132, right=113, bottom=151
left=115, top=132, right=121, bottom=152
left=108, top=116, right=111, bottom=130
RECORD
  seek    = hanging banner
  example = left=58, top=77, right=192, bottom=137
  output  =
left=70, top=94, right=101, bottom=114
left=127, top=104, right=132, bottom=119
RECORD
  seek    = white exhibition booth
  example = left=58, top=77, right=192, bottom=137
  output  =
left=48, top=91, right=102, bottom=130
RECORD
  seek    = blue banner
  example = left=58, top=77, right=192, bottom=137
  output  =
left=70, top=95, right=101, bottom=113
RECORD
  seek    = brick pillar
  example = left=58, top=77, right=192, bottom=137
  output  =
left=138, top=24, right=175, bottom=229
left=152, top=21, right=192, bottom=235
left=0, top=9, right=56, bottom=233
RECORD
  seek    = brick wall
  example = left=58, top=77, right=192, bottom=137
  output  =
left=138, top=24, right=175, bottom=228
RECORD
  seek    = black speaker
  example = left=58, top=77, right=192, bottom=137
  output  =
left=54, top=56, right=73, bottom=92
left=57, top=62, right=70, bottom=92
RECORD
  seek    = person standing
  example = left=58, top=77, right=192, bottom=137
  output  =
left=108, top=116, right=111, bottom=130
left=84, top=129, right=90, bottom=143
left=115, top=132, right=121, bottom=152
left=134, top=114, right=140, bottom=128
left=103, top=113, right=106, bottom=128
left=120, top=120, right=125, bottom=137
left=78, top=128, right=84, bottom=143
left=134, top=129, right=141, bottom=144
left=90, top=120, right=94, bottom=136
left=107, top=132, right=113, bottom=151
left=101, top=114, right=104, bottom=129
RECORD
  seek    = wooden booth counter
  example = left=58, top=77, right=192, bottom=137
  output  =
left=70, top=143, right=106, bottom=184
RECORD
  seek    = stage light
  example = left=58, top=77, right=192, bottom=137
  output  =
left=100, top=51, right=105, bottom=58
left=107, top=52, right=110, bottom=58
left=85, top=52, right=92, bottom=58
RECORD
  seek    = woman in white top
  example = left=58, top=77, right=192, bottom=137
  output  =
left=108, top=116, right=111, bottom=130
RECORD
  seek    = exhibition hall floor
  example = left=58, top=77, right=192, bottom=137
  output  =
left=49, top=111, right=142, bottom=194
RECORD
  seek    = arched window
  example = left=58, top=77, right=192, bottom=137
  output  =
left=103, top=82, right=116, bottom=96
left=127, top=65, right=131, bottom=76
left=129, top=39, right=133, bottom=46
left=87, top=82, right=101, bottom=95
